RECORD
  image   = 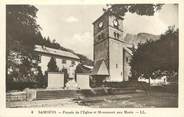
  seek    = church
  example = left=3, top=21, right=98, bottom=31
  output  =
left=92, top=10, right=132, bottom=82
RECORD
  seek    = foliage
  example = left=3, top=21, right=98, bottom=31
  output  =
left=6, top=5, right=41, bottom=72
left=6, top=66, right=44, bottom=91
left=6, top=5, right=41, bottom=54
left=36, top=35, right=68, bottom=51
left=130, top=26, right=178, bottom=79
left=106, top=4, right=163, bottom=16
left=6, top=5, right=44, bottom=91
left=76, top=54, right=94, bottom=66
left=47, top=57, right=59, bottom=72
left=36, top=66, right=45, bottom=87
left=6, top=81, right=38, bottom=91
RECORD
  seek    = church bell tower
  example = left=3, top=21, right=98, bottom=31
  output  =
left=92, top=10, right=132, bottom=82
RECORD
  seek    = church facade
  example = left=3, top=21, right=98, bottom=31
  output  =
left=92, top=11, right=132, bottom=82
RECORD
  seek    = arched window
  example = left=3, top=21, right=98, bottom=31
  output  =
left=117, top=33, right=120, bottom=39
left=114, top=32, right=116, bottom=38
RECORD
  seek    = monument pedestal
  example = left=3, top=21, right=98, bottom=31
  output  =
left=77, top=73, right=91, bottom=89
left=47, top=72, right=64, bottom=89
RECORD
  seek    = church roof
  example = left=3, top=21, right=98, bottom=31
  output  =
left=124, top=46, right=133, bottom=55
left=34, top=45, right=80, bottom=60
left=92, top=59, right=109, bottom=75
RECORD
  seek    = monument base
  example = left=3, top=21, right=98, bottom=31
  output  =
left=47, top=72, right=64, bottom=89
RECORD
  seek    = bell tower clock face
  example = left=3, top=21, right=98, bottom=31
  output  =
left=113, top=19, right=119, bottom=27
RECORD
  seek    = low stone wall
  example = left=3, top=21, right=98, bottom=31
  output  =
left=36, top=89, right=79, bottom=100
left=24, top=88, right=37, bottom=101
left=79, top=87, right=136, bottom=97
left=36, top=87, right=136, bottom=100
left=6, top=92, right=26, bottom=102
left=6, top=88, right=37, bottom=102
left=138, top=77, right=168, bottom=86
left=7, top=87, right=137, bottom=101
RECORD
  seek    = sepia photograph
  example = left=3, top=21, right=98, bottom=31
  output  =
left=1, top=0, right=184, bottom=116
left=5, top=3, right=180, bottom=109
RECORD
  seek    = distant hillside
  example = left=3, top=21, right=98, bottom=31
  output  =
left=124, top=33, right=160, bottom=47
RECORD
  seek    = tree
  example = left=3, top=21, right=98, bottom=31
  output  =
left=46, top=36, right=51, bottom=47
left=47, top=57, right=59, bottom=72
left=35, top=32, right=44, bottom=45
left=6, top=5, right=41, bottom=54
left=105, top=4, right=163, bottom=16
left=130, top=26, right=178, bottom=95
left=6, top=5, right=42, bottom=90
left=6, top=5, right=41, bottom=69
left=76, top=54, right=94, bottom=66
left=36, top=66, right=45, bottom=88
left=130, top=26, right=178, bottom=80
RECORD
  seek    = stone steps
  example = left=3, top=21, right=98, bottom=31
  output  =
left=75, top=95, right=132, bottom=104
left=36, top=90, right=78, bottom=100
left=36, top=87, right=136, bottom=100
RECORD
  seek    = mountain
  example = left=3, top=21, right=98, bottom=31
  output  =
left=124, top=33, right=160, bottom=47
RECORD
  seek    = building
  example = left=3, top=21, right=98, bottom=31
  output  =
left=92, top=10, right=132, bottom=82
left=34, top=45, right=80, bottom=75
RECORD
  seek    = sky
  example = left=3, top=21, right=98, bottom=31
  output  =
left=36, top=4, right=178, bottom=60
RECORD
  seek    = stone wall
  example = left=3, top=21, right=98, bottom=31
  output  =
left=109, top=39, right=124, bottom=81
left=6, top=92, right=27, bottom=102
left=123, top=49, right=132, bottom=81
left=6, top=88, right=37, bottom=102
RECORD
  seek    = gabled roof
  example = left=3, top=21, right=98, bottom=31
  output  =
left=34, top=45, right=80, bottom=60
left=124, top=46, right=133, bottom=55
left=76, top=64, right=92, bottom=74
left=92, top=59, right=109, bottom=75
